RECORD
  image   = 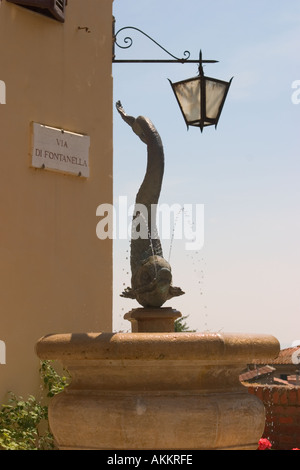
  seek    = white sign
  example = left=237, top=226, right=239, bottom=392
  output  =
left=31, top=123, right=90, bottom=177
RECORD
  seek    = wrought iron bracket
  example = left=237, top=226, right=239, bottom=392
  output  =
left=112, top=18, right=218, bottom=70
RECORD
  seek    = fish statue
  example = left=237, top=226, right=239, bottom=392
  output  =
left=116, top=101, right=184, bottom=308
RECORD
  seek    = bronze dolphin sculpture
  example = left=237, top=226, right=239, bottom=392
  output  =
left=116, top=101, right=184, bottom=308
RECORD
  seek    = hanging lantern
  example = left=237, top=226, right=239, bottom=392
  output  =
left=169, top=51, right=233, bottom=131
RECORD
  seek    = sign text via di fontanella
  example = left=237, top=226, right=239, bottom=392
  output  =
left=31, top=123, right=90, bottom=177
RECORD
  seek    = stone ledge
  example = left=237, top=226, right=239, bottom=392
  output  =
left=36, top=331, right=280, bottom=363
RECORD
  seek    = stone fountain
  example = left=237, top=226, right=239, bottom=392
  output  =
left=36, top=103, right=279, bottom=450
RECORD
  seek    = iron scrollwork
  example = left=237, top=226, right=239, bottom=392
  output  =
left=114, top=25, right=192, bottom=63
left=112, top=21, right=218, bottom=66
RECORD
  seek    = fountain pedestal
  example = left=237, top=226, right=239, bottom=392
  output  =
left=124, top=307, right=181, bottom=332
left=36, top=312, right=279, bottom=450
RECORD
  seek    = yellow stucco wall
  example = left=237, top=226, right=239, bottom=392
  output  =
left=0, top=0, right=113, bottom=400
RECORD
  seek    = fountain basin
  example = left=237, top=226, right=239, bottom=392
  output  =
left=36, top=331, right=279, bottom=450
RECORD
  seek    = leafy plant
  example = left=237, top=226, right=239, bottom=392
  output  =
left=174, top=315, right=196, bottom=332
left=0, top=361, right=69, bottom=450
left=39, top=360, right=69, bottom=398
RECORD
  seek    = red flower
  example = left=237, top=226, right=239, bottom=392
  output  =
left=258, top=438, right=272, bottom=450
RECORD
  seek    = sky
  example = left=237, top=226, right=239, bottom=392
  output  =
left=112, top=0, right=300, bottom=348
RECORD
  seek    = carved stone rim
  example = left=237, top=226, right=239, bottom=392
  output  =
left=36, top=331, right=280, bottom=364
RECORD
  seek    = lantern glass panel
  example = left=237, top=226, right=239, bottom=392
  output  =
left=172, top=78, right=201, bottom=123
left=205, top=79, right=228, bottom=120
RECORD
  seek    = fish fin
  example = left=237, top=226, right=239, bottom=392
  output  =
left=120, top=287, right=136, bottom=299
left=168, top=286, right=185, bottom=298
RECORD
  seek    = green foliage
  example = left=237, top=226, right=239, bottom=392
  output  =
left=39, top=360, right=69, bottom=398
left=0, top=393, right=52, bottom=450
left=0, top=361, right=69, bottom=450
left=174, top=315, right=196, bottom=332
